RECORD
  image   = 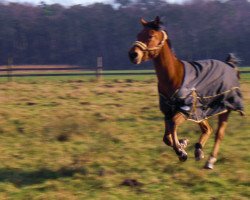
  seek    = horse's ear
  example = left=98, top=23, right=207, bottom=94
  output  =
left=140, top=18, right=148, bottom=26
left=154, top=16, right=161, bottom=25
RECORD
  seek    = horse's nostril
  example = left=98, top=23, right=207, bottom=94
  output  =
left=129, top=52, right=138, bottom=60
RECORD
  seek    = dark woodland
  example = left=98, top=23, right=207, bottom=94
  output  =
left=0, top=0, right=249, bottom=69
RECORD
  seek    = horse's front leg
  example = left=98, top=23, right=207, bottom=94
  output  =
left=167, top=113, right=187, bottom=161
left=163, top=120, right=189, bottom=149
left=163, top=120, right=173, bottom=147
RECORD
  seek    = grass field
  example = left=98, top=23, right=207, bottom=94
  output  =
left=0, top=76, right=249, bottom=199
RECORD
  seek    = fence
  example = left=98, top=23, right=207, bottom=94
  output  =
left=0, top=65, right=249, bottom=79
left=0, top=65, right=156, bottom=79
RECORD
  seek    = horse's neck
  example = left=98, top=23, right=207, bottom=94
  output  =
left=153, top=43, right=184, bottom=98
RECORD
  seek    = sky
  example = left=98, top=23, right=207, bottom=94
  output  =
left=1, top=0, right=187, bottom=6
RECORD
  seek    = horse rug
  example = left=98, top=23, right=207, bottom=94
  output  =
left=160, top=59, right=244, bottom=122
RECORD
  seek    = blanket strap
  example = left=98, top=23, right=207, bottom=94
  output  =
left=191, top=88, right=198, bottom=116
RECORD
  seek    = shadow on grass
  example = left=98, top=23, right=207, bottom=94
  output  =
left=0, top=166, right=87, bottom=187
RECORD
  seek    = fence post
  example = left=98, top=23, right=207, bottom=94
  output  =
left=96, top=56, right=103, bottom=80
left=7, top=57, right=13, bottom=82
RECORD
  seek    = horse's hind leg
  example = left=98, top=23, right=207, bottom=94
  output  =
left=194, top=120, right=213, bottom=161
left=204, top=111, right=230, bottom=169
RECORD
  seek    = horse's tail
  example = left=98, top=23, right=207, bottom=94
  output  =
left=225, top=53, right=241, bottom=79
left=226, top=53, right=240, bottom=65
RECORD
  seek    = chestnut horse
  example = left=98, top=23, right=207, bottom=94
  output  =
left=128, top=17, right=244, bottom=169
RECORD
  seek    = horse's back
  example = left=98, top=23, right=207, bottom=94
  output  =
left=182, top=59, right=240, bottom=96
left=173, top=59, right=244, bottom=121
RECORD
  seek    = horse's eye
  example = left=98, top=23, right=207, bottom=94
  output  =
left=149, top=35, right=154, bottom=39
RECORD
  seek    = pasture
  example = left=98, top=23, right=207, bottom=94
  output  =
left=0, top=75, right=249, bottom=199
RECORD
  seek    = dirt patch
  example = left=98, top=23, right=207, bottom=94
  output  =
left=120, top=179, right=143, bottom=187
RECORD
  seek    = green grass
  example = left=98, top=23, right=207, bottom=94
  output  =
left=240, top=66, right=250, bottom=71
left=0, top=77, right=249, bottom=199
left=240, top=67, right=250, bottom=81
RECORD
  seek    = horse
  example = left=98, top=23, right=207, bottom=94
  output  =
left=128, top=16, right=244, bottom=169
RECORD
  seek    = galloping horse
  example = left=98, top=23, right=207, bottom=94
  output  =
left=128, top=17, right=244, bottom=169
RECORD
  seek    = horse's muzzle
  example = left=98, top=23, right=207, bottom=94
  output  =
left=128, top=51, right=139, bottom=64
left=129, top=51, right=138, bottom=60
left=128, top=48, right=142, bottom=64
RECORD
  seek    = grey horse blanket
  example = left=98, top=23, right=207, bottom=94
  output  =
left=160, top=59, right=244, bottom=122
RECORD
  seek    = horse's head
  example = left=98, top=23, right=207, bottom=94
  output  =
left=128, top=16, right=168, bottom=64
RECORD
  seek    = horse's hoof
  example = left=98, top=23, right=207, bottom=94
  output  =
left=179, top=154, right=188, bottom=162
left=204, top=156, right=217, bottom=169
left=179, top=138, right=189, bottom=149
left=204, top=162, right=214, bottom=169
left=194, top=148, right=204, bottom=161
left=178, top=150, right=188, bottom=162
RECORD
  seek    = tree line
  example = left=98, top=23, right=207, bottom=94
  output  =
left=0, top=0, right=249, bottom=69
